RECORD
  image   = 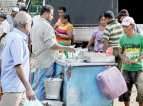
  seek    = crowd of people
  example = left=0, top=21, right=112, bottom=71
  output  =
left=0, top=4, right=143, bottom=106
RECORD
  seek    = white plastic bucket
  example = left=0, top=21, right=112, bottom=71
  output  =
left=44, top=78, right=63, bottom=99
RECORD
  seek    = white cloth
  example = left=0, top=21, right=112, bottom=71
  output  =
left=6, top=15, right=13, bottom=32
left=0, top=20, right=10, bottom=54
left=0, top=20, right=10, bottom=35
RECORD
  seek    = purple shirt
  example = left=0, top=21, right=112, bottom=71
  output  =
left=92, top=26, right=104, bottom=52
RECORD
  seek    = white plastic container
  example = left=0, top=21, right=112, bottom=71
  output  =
left=41, top=100, right=63, bottom=106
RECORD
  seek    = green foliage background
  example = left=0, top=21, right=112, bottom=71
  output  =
left=29, top=0, right=43, bottom=15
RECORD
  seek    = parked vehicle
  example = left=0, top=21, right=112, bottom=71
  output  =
left=1, top=0, right=142, bottom=48
left=45, top=0, right=118, bottom=47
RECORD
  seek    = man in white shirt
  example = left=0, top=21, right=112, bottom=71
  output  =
left=30, top=5, right=75, bottom=100
left=0, top=13, right=10, bottom=54
left=6, top=7, right=19, bottom=32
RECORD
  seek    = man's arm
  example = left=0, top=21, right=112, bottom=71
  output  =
left=10, top=40, right=35, bottom=100
left=102, top=39, right=109, bottom=52
left=53, top=24, right=58, bottom=30
left=53, top=18, right=61, bottom=30
left=28, top=36, right=32, bottom=54
left=51, top=43, right=75, bottom=52
left=102, top=27, right=110, bottom=52
left=0, top=33, right=6, bottom=41
left=119, top=48, right=127, bottom=61
left=15, top=64, right=36, bottom=100
left=119, top=48, right=133, bottom=64
left=44, top=26, right=75, bottom=52
left=44, top=32, right=75, bottom=52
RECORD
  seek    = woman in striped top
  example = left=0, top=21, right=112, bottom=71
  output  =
left=55, top=13, right=73, bottom=46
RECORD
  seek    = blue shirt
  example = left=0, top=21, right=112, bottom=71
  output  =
left=6, top=15, right=14, bottom=32
left=1, top=28, right=30, bottom=92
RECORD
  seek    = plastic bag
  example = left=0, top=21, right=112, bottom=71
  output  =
left=23, top=99, right=43, bottom=106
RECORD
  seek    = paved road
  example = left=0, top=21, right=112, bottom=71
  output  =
left=113, top=84, right=138, bottom=106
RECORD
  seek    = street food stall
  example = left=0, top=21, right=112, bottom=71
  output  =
left=55, top=51, right=117, bottom=106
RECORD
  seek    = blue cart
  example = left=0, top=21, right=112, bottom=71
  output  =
left=55, top=60, right=117, bottom=106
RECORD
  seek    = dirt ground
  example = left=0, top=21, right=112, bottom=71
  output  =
left=113, top=84, right=139, bottom=106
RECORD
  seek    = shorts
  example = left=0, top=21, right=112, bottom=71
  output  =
left=119, top=70, right=143, bottom=102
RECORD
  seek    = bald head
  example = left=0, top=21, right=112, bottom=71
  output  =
left=13, top=11, right=32, bottom=29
